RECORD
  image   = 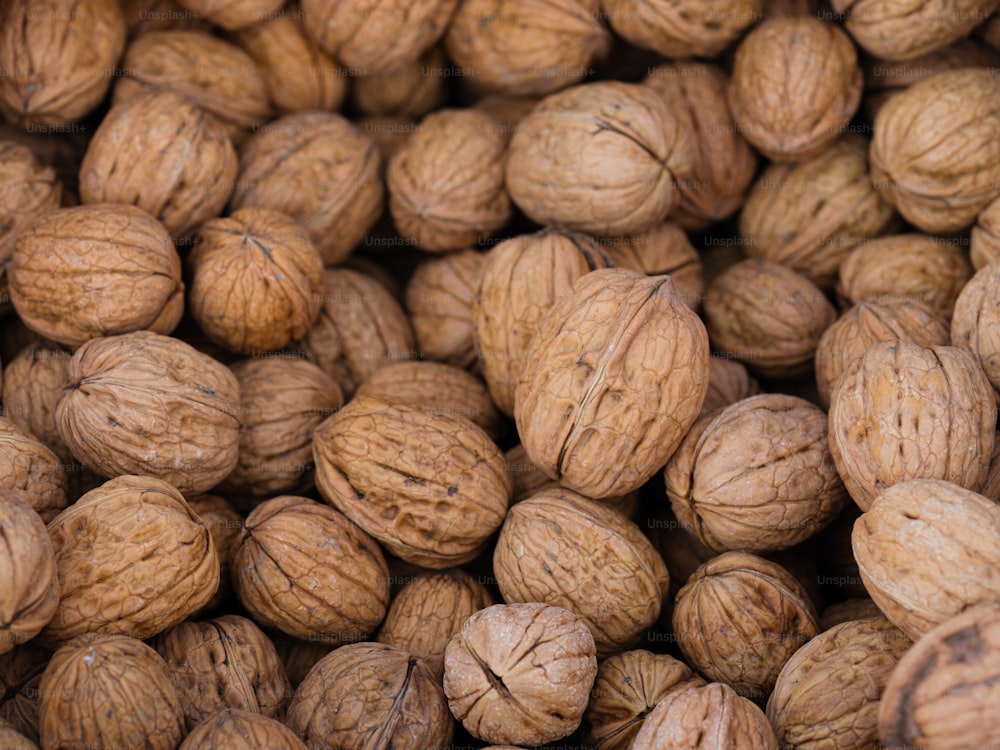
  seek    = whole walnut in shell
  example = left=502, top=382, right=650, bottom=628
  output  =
left=180, top=709, right=308, bottom=750
left=972, top=194, right=1000, bottom=270
left=351, top=47, right=447, bottom=119
left=604, top=222, right=705, bottom=310
left=0, top=418, right=67, bottom=523
left=506, top=81, right=695, bottom=236
left=1, top=344, right=72, bottom=463
left=515, top=269, right=709, bottom=499
left=950, top=263, right=1000, bottom=402
left=10, top=204, right=184, bottom=348
left=729, top=17, right=862, bottom=162
left=55, top=331, right=241, bottom=495
left=828, top=341, right=996, bottom=511
left=286, top=642, right=453, bottom=750
left=123, top=0, right=210, bottom=37
left=0, top=719, right=36, bottom=750
left=172, top=0, right=284, bottom=29
left=443, top=602, right=597, bottom=746
left=186, top=494, right=241, bottom=613
left=701, top=357, right=760, bottom=415
left=0, top=0, right=126, bottom=126
left=0, top=643, right=49, bottom=741
left=819, top=597, right=885, bottom=630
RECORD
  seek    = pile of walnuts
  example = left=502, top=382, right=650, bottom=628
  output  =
left=2, top=0, right=1000, bottom=748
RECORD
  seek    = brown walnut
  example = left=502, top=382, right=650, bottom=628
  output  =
left=0, top=417, right=67, bottom=523
left=180, top=709, right=308, bottom=750
left=604, top=222, right=705, bottom=310
left=186, top=494, right=242, bottom=614
left=950, top=262, right=1000, bottom=403
left=972, top=194, right=1000, bottom=270
left=351, top=47, right=448, bottom=119
left=172, top=0, right=284, bottom=29
left=0, top=643, right=49, bottom=742
left=1, top=344, right=72, bottom=464
left=701, top=357, right=760, bottom=415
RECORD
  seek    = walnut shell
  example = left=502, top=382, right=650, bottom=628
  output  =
left=313, top=396, right=511, bottom=567
left=982, top=430, right=1000, bottom=503
left=0, top=719, right=37, bottom=750
left=515, top=269, right=710, bottom=499
left=828, top=341, right=996, bottom=511
left=231, top=111, right=383, bottom=266
left=604, top=223, right=705, bottom=310
left=604, top=0, right=761, bottom=58
left=972, top=194, right=1000, bottom=270
left=728, top=18, right=862, bottom=162
left=55, top=331, right=242, bottom=495
left=0, top=418, right=66, bottom=523
left=819, top=597, right=886, bottom=630
left=38, top=634, right=184, bottom=750
left=79, top=90, right=238, bottom=240
left=186, top=494, right=241, bottom=613
left=271, top=636, right=335, bottom=689
left=701, top=357, right=760, bottom=415
left=10, top=204, right=184, bottom=347
left=286, top=642, right=454, bottom=750
left=0, top=643, right=49, bottom=741
left=870, top=69, right=1000, bottom=233
left=473, top=228, right=614, bottom=416
left=673, top=551, right=819, bottom=702
left=704, top=258, right=836, bottom=377
left=767, top=617, right=912, bottom=749
left=231, top=495, right=390, bottom=643
left=350, top=46, right=447, bottom=119
left=950, top=263, right=1000, bottom=403
left=1, top=344, right=72, bottom=464
left=0, top=0, right=126, bottom=126
left=444, top=0, right=611, bottom=96
left=180, top=709, right=308, bottom=750
left=443, top=602, right=597, bottom=746
left=852, top=479, right=1000, bottom=640
left=155, top=614, right=290, bottom=730
left=173, top=0, right=284, bottom=29
left=123, top=0, right=210, bottom=37
left=358, top=116, right=419, bottom=162
left=878, top=600, right=1000, bottom=750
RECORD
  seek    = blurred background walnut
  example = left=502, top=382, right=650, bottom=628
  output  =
left=604, top=223, right=705, bottom=310
left=351, top=47, right=448, bottom=119
left=604, top=0, right=762, bottom=58
left=179, top=709, right=308, bottom=750
left=173, top=0, right=284, bottom=30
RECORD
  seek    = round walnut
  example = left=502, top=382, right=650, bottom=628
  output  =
left=55, top=331, right=241, bottom=495
left=0, top=493, right=59, bottom=655
left=1, top=344, right=72, bottom=464
left=376, top=568, right=494, bottom=681
left=10, top=204, right=184, bottom=348
left=632, top=683, right=779, bottom=750
left=444, top=0, right=610, bottom=96
left=155, top=615, right=290, bottom=730
left=180, top=709, right=308, bottom=750
left=0, top=0, right=126, bottom=126
left=313, top=396, right=511, bottom=567
left=172, top=0, right=284, bottom=29
left=506, top=81, right=695, bottom=236
left=972, top=194, right=1000, bottom=270
left=39, top=475, right=219, bottom=647
left=603, top=222, right=704, bottom=310
left=582, top=651, right=706, bottom=750
left=123, top=0, right=210, bottom=37
left=701, top=357, right=760, bottom=415
left=473, top=228, right=614, bottom=416
left=232, top=496, right=390, bottom=643
left=870, top=69, right=1000, bottom=233
left=188, top=208, right=324, bottom=355
left=515, top=269, right=709, bottom=499
left=231, top=111, right=383, bottom=266
left=704, top=259, right=836, bottom=378
left=38, top=635, right=184, bottom=750
left=0, top=643, right=49, bottom=741
left=494, top=488, right=669, bottom=655
left=665, top=394, right=847, bottom=553
left=853, top=479, right=1000, bottom=640
left=729, top=18, right=862, bottom=162
left=357, top=116, right=419, bottom=162
left=186, top=494, right=241, bottom=614
left=828, top=341, right=996, bottom=511
left=815, top=298, right=951, bottom=408
left=79, top=90, right=238, bottom=240
left=443, top=602, right=597, bottom=746
left=287, top=642, right=453, bottom=750
left=951, top=263, right=1000, bottom=403
left=878, top=600, right=1000, bottom=750
left=0, top=719, right=36, bottom=750
left=604, top=0, right=761, bottom=58
left=673, top=551, right=820, bottom=703
left=0, top=418, right=66, bottom=523
left=351, top=47, right=448, bottom=119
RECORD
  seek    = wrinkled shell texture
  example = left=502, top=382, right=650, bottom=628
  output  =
left=0, top=143, right=61, bottom=277
left=179, top=709, right=307, bottom=750
left=55, top=330, right=242, bottom=495
left=828, top=341, right=996, bottom=511
left=604, top=0, right=762, bottom=58
left=41, top=475, right=219, bottom=646
left=0, top=417, right=67, bottom=523
left=951, top=263, right=1000, bottom=402
left=0, top=721, right=36, bottom=750
left=852, top=479, right=1000, bottom=640
left=313, top=396, right=511, bottom=567
left=606, top=222, right=705, bottom=309
left=0, top=642, right=49, bottom=741
left=505, top=81, right=695, bottom=236
left=173, top=0, right=285, bottom=30
left=186, top=493, right=241, bottom=612
left=515, top=269, right=710, bottom=499
left=351, top=47, right=447, bottom=119
left=972, top=194, right=1000, bottom=270
left=701, top=357, right=760, bottom=415
left=443, top=602, right=598, bottom=746
left=1, top=345, right=72, bottom=463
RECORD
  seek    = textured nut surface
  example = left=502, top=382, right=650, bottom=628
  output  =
left=701, top=357, right=760, bottom=415
left=0, top=720, right=37, bottom=750
left=180, top=709, right=307, bottom=750
left=186, top=494, right=241, bottom=613
left=515, top=269, right=710, bottom=499
left=605, top=0, right=762, bottom=58
left=950, top=263, right=1000, bottom=402
left=351, top=47, right=447, bottom=118
left=972, top=194, right=1000, bottom=270
left=1, top=345, right=72, bottom=464
left=0, top=418, right=67, bottom=523
left=0, top=643, right=49, bottom=741
left=173, top=0, right=284, bottom=29
left=819, top=597, right=885, bottom=630
left=605, top=222, right=704, bottom=309
left=443, top=602, right=598, bottom=746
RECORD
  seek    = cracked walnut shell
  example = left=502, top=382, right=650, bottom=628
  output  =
left=180, top=709, right=308, bottom=750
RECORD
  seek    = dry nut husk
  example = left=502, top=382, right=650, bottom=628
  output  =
left=701, top=357, right=760, bottom=416
left=350, top=47, right=447, bottom=119
left=186, top=494, right=241, bottom=613
left=972, top=194, right=1000, bottom=270
left=443, top=602, right=598, bottom=746
left=605, top=222, right=704, bottom=309
left=515, top=269, right=710, bottom=499
left=950, top=262, right=1000, bottom=402
left=55, top=330, right=242, bottom=495
left=828, top=341, right=996, bottom=511
left=181, top=709, right=307, bottom=750
left=604, top=0, right=762, bottom=58
left=0, top=418, right=67, bottom=523
left=173, top=0, right=284, bottom=29
left=1, top=345, right=72, bottom=464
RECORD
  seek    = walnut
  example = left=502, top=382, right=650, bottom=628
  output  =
left=729, top=18, right=862, bottom=162
left=704, top=259, right=836, bottom=377
left=701, top=357, right=760, bottom=415
left=604, top=0, right=761, bottom=58
left=950, top=263, right=1000, bottom=403
left=870, top=69, right=1000, bottom=233
left=313, top=396, right=511, bottom=567
left=473, top=228, right=614, bottom=416
left=673, top=551, right=819, bottom=702
left=10, top=204, right=184, bottom=347
left=0, top=643, right=49, bottom=741
left=582, top=650, right=706, bottom=750
left=473, top=94, right=541, bottom=128
left=444, top=0, right=610, bottom=96
left=828, top=342, right=996, bottom=511
left=0, top=719, right=36, bottom=750
left=604, top=223, right=705, bottom=310
left=271, top=637, right=334, bottom=688
left=878, top=600, right=1000, bottom=749
left=55, top=331, right=242, bottom=495
left=506, top=82, right=695, bottom=236
left=0, top=418, right=66, bottom=523
left=0, top=0, right=126, bottom=126
left=972, top=194, right=1000, bottom=270
left=180, top=709, right=308, bottom=750
left=819, top=597, right=885, bottom=630
left=172, top=0, right=284, bottom=29
left=186, top=494, right=241, bottom=613
left=1, top=344, right=72, bottom=464
left=443, top=602, right=597, bottom=746
left=852, top=479, right=1000, bottom=640
left=767, top=617, right=912, bottom=749
left=982, top=431, right=1000, bottom=503
left=231, top=111, right=383, bottom=266
left=231, top=495, right=390, bottom=643
left=515, top=269, right=709, bottom=499
left=38, top=634, right=184, bottom=750
left=356, top=116, right=419, bottom=161
left=79, top=90, right=238, bottom=240
left=123, top=0, right=210, bottom=37
left=286, top=642, right=454, bottom=749
left=351, top=47, right=448, bottom=119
